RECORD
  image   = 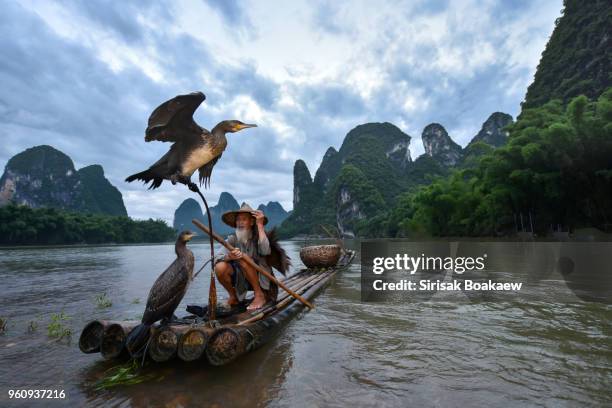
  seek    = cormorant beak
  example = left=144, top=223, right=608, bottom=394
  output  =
left=186, top=232, right=196, bottom=241
left=235, top=123, right=257, bottom=131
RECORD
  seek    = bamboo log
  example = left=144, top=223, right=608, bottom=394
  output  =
left=206, top=270, right=337, bottom=366
left=205, top=327, right=246, bottom=366
left=267, top=272, right=312, bottom=301
left=280, top=271, right=333, bottom=305
left=177, top=327, right=213, bottom=362
left=100, top=321, right=139, bottom=360
left=278, top=272, right=321, bottom=300
left=79, top=320, right=117, bottom=353
left=192, top=219, right=314, bottom=309
left=261, top=271, right=323, bottom=313
left=275, top=272, right=308, bottom=288
left=282, top=271, right=316, bottom=288
left=149, top=325, right=191, bottom=362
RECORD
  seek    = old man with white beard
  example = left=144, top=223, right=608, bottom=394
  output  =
left=214, top=203, right=274, bottom=311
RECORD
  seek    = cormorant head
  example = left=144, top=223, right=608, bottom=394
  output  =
left=215, top=120, right=257, bottom=134
left=178, top=230, right=196, bottom=242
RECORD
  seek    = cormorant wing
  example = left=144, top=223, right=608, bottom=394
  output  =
left=145, top=92, right=208, bottom=143
left=142, top=259, right=192, bottom=323
left=265, top=228, right=291, bottom=276
left=198, top=154, right=221, bottom=188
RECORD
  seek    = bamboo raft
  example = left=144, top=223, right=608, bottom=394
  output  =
left=79, top=249, right=355, bottom=366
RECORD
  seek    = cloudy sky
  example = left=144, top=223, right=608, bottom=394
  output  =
left=0, top=0, right=562, bottom=223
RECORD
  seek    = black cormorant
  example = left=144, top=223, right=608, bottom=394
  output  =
left=125, top=92, right=256, bottom=189
left=125, top=230, right=196, bottom=354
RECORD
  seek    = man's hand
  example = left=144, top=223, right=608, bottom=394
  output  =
left=251, top=210, right=265, bottom=226
left=226, top=248, right=242, bottom=260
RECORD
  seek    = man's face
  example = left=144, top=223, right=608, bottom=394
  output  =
left=235, top=213, right=254, bottom=230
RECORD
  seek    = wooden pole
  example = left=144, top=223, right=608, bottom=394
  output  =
left=192, top=219, right=314, bottom=309
left=190, top=185, right=217, bottom=321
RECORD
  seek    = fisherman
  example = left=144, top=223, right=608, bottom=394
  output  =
left=214, top=203, right=275, bottom=311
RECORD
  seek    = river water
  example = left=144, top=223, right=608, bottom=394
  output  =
left=0, top=240, right=610, bottom=407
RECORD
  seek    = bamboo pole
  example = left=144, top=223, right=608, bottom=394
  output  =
left=276, top=272, right=322, bottom=302
left=238, top=271, right=314, bottom=306
left=279, top=271, right=311, bottom=286
left=276, top=272, right=315, bottom=293
left=277, top=271, right=332, bottom=306
left=192, top=219, right=314, bottom=309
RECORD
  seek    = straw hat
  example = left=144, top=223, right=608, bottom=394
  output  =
left=222, top=202, right=268, bottom=227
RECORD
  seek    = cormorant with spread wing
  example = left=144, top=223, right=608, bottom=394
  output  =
left=125, top=92, right=256, bottom=189
left=125, top=230, right=196, bottom=354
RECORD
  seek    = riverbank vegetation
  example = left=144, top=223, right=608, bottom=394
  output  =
left=0, top=204, right=175, bottom=245
left=359, top=90, right=612, bottom=237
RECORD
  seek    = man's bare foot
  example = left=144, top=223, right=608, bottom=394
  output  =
left=247, top=294, right=266, bottom=311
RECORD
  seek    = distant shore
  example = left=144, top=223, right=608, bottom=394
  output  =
left=2, top=228, right=610, bottom=250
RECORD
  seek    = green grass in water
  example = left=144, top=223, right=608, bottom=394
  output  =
left=47, top=312, right=71, bottom=339
left=95, top=292, right=113, bottom=309
left=94, top=360, right=161, bottom=390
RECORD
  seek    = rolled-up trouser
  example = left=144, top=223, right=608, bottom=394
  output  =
left=228, top=260, right=270, bottom=301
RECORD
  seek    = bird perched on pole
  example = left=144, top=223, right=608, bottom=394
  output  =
left=125, top=92, right=257, bottom=190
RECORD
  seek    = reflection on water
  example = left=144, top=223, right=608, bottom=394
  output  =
left=0, top=240, right=610, bottom=407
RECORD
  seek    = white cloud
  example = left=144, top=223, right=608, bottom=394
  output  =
left=2, top=0, right=563, bottom=221
left=18, top=0, right=168, bottom=83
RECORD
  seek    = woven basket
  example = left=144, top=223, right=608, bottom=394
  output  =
left=299, top=245, right=342, bottom=268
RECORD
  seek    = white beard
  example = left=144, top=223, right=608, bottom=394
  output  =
left=235, top=227, right=251, bottom=246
